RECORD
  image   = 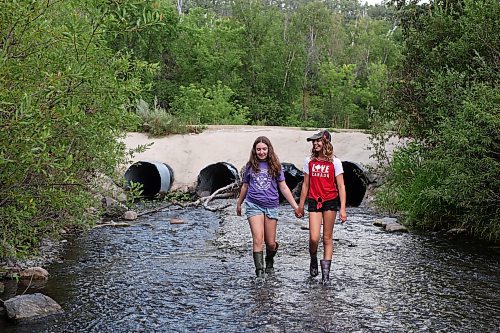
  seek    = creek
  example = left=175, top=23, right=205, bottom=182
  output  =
left=1, top=201, right=499, bottom=332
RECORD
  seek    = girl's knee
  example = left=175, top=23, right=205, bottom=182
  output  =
left=253, top=238, right=264, bottom=247
left=323, top=237, right=333, bottom=246
left=309, top=238, right=320, bottom=246
left=265, top=240, right=276, bottom=249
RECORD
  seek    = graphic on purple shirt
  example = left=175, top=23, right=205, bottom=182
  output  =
left=243, top=161, right=285, bottom=208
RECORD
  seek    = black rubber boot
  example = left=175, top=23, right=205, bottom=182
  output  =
left=265, top=242, right=279, bottom=274
left=320, top=259, right=331, bottom=284
left=310, top=254, right=319, bottom=277
left=253, top=251, right=265, bottom=278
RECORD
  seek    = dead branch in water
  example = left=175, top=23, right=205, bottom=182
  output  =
left=111, top=182, right=240, bottom=219
left=136, top=202, right=185, bottom=217
left=94, top=221, right=131, bottom=228
left=197, top=182, right=239, bottom=210
left=202, top=183, right=238, bottom=205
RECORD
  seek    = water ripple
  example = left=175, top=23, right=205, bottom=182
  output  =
left=2, top=202, right=499, bottom=333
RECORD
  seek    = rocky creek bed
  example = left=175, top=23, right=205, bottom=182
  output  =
left=1, top=199, right=499, bottom=332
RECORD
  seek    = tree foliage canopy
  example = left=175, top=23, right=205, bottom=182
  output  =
left=373, top=0, right=499, bottom=241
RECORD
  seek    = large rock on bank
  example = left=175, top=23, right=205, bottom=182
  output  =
left=4, top=293, right=63, bottom=322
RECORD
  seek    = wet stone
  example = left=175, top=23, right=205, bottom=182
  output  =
left=385, top=223, right=408, bottom=233
left=170, top=217, right=185, bottom=224
left=122, top=211, right=138, bottom=221
left=20, top=267, right=49, bottom=280
left=4, top=293, right=63, bottom=322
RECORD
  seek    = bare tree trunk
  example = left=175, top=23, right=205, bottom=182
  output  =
left=283, top=50, right=295, bottom=89
left=177, top=0, right=183, bottom=15
left=302, top=87, right=309, bottom=121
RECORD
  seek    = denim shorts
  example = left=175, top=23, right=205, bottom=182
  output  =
left=244, top=201, right=279, bottom=220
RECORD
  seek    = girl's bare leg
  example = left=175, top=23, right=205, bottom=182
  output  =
left=308, top=212, right=323, bottom=277
left=263, top=216, right=277, bottom=250
left=248, top=214, right=266, bottom=277
left=248, top=214, right=265, bottom=252
left=308, top=212, right=323, bottom=254
left=264, top=216, right=278, bottom=273
left=322, top=211, right=337, bottom=260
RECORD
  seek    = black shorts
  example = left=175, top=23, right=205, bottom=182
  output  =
left=307, top=197, right=340, bottom=212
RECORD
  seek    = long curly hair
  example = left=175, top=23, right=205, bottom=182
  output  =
left=247, top=136, right=281, bottom=178
left=310, top=137, right=334, bottom=162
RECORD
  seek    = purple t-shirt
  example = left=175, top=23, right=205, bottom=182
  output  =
left=243, top=161, right=285, bottom=208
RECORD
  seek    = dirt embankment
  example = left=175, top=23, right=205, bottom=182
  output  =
left=123, top=125, right=400, bottom=190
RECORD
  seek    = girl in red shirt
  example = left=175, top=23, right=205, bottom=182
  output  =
left=298, top=130, right=347, bottom=283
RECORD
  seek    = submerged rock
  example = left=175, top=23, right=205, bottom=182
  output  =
left=373, top=217, right=408, bottom=233
left=170, top=217, right=185, bottom=224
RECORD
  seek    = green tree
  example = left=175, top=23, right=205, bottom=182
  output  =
left=373, top=0, right=500, bottom=241
left=166, top=7, right=245, bottom=103
left=170, top=82, right=249, bottom=124
left=232, top=0, right=304, bottom=125
left=0, top=0, right=156, bottom=257
left=102, top=0, right=178, bottom=103
left=314, top=63, right=364, bottom=128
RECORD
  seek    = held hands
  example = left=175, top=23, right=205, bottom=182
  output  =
left=294, top=206, right=304, bottom=218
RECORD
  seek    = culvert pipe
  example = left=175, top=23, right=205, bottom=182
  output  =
left=280, top=162, right=304, bottom=202
left=341, top=161, right=369, bottom=207
left=195, top=162, right=240, bottom=197
left=124, top=161, right=174, bottom=198
left=286, top=161, right=369, bottom=207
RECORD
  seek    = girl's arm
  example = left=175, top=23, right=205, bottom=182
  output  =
left=278, top=181, right=300, bottom=215
left=335, top=173, right=347, bottom=222
left=298, top=173, right=310, bottom=217
left=236, top=183, right=248, bottom=216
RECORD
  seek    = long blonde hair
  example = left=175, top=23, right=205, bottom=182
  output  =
left=310, top=137, right=334, bottom=162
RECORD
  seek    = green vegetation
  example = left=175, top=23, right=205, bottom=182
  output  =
left=0, top=0, right=159, bottom=257
left=1, top=0, right=498, bottom=258
left=135, top=99, right=205, bottom=136
left=371, top=0, right=499, bottom=242
left=124, top=0, right=401, bottom=129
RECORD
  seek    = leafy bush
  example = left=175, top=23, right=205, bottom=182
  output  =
left=373, top=0, right=499, bottom=242
left=0, top=0, right=158, bottom=257
left=170, top=82, right=249, bottom=125
left=135, top=99, right=201, bottom=136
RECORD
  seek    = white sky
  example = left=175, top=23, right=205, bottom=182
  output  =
left=362, top=0, right=429, bottom=5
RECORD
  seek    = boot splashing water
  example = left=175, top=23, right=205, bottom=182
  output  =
left=320, top=259, right=331, bottom=284
left=265, top=242, right=279, bottom=274
left=253, top=251, right=264, bottom=278
left=310, top=254, right=319, bottom=277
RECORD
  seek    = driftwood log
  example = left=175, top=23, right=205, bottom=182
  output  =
left=128, top=181, right=240, bottom=218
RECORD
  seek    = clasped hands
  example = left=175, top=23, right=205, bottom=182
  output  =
left=294, top=206, right=304, bottom=218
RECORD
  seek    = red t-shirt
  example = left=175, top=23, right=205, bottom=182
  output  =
left=307, top=159, right=338, bottom=202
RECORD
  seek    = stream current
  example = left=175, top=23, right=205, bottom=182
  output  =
left=2, top=200, right=499, bottom=332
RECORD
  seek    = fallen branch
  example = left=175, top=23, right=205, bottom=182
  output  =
left=198, top=182, right=239, bottom=208
left=94, top=221, right=131, bottom=228
left=204, top=203, right=232, bottom=212
left=136, top=202, right=184, bottom=217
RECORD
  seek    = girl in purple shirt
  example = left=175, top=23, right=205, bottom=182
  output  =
left=236, top=136, right=301, bottom=277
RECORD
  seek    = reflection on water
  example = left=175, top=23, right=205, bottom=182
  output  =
left=1, top=206, right=499, bottom=332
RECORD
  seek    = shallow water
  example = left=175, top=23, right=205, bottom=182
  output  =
left=2, top=204, right=499, bottom=332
